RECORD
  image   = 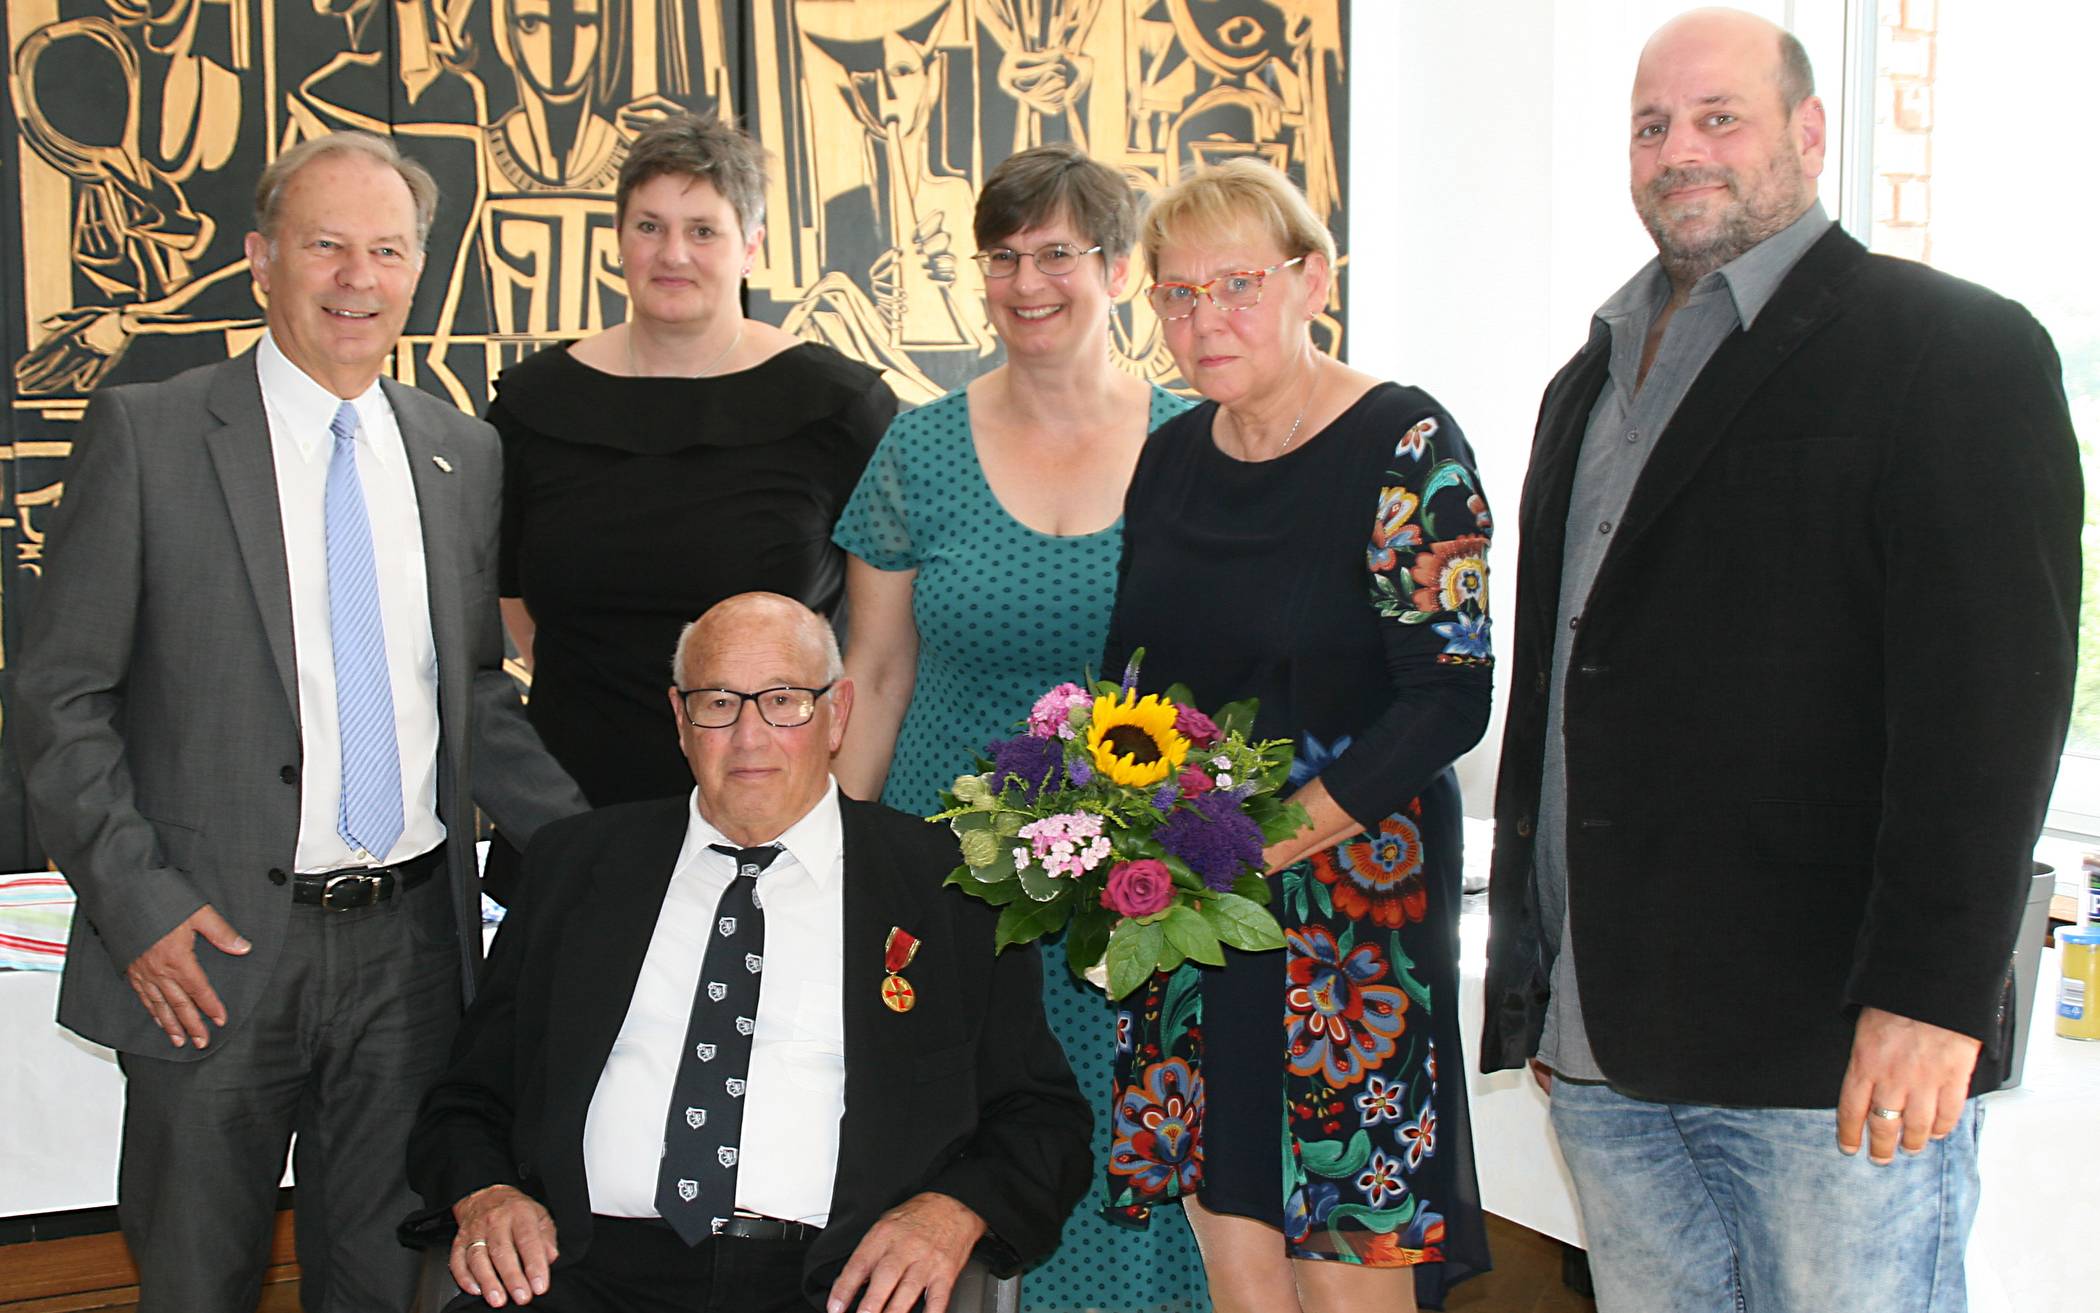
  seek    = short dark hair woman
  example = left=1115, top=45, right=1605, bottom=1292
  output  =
left=488, top=110, right=895, bottom=894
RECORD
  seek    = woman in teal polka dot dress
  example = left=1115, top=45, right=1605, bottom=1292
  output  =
left=834, top=145, right=1210, bottom=1313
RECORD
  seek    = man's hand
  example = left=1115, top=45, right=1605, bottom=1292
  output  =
left=827, top=1192, right=987, bottom=1313
left=126, top=904, right=249, bottom=1048
left=1836, top=1005, right=1981, bottom=1164
left=1529, top=1058, right=1553, bottom=1095
left=450, top=1184, right=558, bottom=1307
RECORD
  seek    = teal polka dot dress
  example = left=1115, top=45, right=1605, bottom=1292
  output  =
left=834, top=384, right=1212, bottom=1313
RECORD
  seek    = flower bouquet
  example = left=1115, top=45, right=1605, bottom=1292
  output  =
left=932, top=656, right=1307, bottom=999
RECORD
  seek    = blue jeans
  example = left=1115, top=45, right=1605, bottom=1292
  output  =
left=1548, top=1080, right=1981, bottom=1313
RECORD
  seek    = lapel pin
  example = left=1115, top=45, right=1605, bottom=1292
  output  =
left=432, top=455, right=453, bottom=473
left=881, top=926, right=921, bottom=1013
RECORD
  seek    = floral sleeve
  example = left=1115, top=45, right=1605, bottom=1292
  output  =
left=1368, top=413, right=1493, bottom=664
left=1319, top=408, right=1494, bottom=827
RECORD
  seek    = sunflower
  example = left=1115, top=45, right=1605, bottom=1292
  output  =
left=1085, top=690, right=1191, bottom=788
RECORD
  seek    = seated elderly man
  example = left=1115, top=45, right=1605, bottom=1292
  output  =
left=403, top=592, right=1090, bottom=1313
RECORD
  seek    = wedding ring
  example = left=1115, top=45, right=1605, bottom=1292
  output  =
left=1869, top=1106, right=1903, bottom=1120
left=467, top=1239, right=489, bottom=1250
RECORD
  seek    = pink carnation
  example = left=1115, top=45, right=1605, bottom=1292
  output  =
left=1174, top=705, right=1221, bottom=747
left=1100, top=859, right=1174, bottom=918
left=1028, top=682, right=1093, bottom=740
left=1178, top=767, right=1215, bottom=797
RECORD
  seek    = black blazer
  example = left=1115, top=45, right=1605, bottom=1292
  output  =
left=404, top=795, right=1091, bottom=1298
left=1481, top=226, right=2082, bottom=1106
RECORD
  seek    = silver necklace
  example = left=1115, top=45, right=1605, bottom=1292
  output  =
left=1261, top=362, right=1319, bottom=456
left=628, top=323, right=744, bottom=378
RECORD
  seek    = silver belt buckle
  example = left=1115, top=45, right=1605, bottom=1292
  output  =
left=321, top=871, right=381, bottom=911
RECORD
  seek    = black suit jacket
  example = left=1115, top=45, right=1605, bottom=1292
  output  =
left=1481, top=226, right=2082, bottom=1106
left=404, top=794, right=1091, bottom=1299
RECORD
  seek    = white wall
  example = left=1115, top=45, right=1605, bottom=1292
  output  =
left=1345, top=0, right=1829, bottom=812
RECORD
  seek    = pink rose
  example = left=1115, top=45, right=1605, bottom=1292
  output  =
left=1174, top=705, right=1221, bottom=747
left=1100, top=859, right=1174, bottom=918
left=1177, top=767, right=1215, bottom=797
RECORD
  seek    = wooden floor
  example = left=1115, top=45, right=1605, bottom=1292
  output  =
left=3, top=1213, right=1592, bottom=1312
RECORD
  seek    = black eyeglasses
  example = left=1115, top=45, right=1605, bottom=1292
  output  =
left=678, top=685, right=834, bottom=729
left=971, top=243, right=1104, bottom=278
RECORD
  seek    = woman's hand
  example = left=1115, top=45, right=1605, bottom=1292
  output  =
left=1261, top=777, right=1360, bottom=873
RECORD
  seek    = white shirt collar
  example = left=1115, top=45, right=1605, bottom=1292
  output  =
left=256, top=330, right=393, bottom=467
left=681, top=781, right=844, bottom=893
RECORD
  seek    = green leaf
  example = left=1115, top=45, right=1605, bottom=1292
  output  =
left=1231, top=873, right=1270, bottom=904
left=1106, top=919, right=1166, bottom=1000
left=972, top=878, right=1024, bottom=906
left=994, top=896, right=1069, bottom=952
left=1065, top=911, right=1111, bottom=983
left=1163, top=854, right=1205, bottom=890
left=1161, top=904, right=1225, bottom=966
left=1017, top=863, right=1065, bottom=903
left=1298, top=1130, right=1371, bottom=1179
left=1200, top=891, right=1286, bottom=951
left=1156, top=942, right=1187, bottom=973
left=1212, top=698, right=1260, bottom=740
left=950, top=810, right=993, bottom=834
left=1163, top=682, right=1196, bottom=707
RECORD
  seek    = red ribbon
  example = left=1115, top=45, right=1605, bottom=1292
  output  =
left=884, top=926, right=920, bottom=974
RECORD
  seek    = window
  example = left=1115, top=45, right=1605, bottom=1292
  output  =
left=1845, top=0, right=2100, bottom=835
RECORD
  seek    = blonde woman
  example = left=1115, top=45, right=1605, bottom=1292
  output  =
left=1100, top=159, right=1494, bottom=1312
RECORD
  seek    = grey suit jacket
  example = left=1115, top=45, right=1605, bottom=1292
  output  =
left=14, top=349, right=586, bottom=1058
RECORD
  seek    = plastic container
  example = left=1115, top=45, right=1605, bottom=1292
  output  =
left=2058, top=926, right=2100, bottom=1041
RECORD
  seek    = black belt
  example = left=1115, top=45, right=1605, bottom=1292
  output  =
left=719, top=1213, right=822, bottom=1242
left=292, top=844, right=443, bottom=910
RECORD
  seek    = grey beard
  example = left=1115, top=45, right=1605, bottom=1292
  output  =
left=1639, top=165, right=1807, bottom=289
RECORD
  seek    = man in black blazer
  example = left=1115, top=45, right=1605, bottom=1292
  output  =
left=1482, top=11, right=2079, bottom=1312
left=405, top=593, right=1091, bottom=1313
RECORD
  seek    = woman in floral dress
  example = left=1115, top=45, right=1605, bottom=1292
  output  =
left=1100, top=160, right=1492, bottom=1311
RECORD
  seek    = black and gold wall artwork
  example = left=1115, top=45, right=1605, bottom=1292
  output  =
left=0, top=0, right=1349, bottom=865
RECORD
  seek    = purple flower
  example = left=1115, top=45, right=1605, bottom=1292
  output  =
left=1121, top=654, right=1142, bottom=695
left=1152, top=778, right=1179, bottom=809
left=1154, top=792, right=1265, bottom=891
left=1066, top=754, right=1094, bottom=787
left=989, top=735, right=1062, bottom=803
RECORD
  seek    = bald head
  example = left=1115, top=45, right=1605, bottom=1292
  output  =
left=667, top=593, right=851, bottom=846
left=1629, top=7, right=1825, bottom=288
left=671, top=593, right=843, bottom=691
left=1637, top=8, right=1814, bottom=119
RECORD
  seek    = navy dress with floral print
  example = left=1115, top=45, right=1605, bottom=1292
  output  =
left=1101, top=383, right=1492, bottom=1304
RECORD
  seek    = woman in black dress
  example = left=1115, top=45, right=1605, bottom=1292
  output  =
left=1101, top=160, right=1493, bottom=1311
left=491, top=111, right=893, bottom=886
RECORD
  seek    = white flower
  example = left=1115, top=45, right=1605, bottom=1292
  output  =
left=1011, top=846, right=1031, bottom=869
left=1216, top=773, right=1234, bottom=788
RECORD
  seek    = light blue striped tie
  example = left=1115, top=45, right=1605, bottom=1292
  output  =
left=325, top=400, right=403, bottom=860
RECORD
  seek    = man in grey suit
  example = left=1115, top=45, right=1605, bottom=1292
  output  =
left=15, top=131, right=586, bottom=1312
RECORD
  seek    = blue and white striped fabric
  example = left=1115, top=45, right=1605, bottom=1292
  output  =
left=325, top=399, right=404, bottom=861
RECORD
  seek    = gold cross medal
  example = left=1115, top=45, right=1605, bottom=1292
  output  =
left=881, top=926, right=921, bottom=1013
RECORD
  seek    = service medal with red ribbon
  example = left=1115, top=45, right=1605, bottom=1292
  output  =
left=882, top=927, right=921, bottom=1013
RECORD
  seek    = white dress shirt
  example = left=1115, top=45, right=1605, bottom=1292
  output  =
left=583, top=784, right=847, bottom=1225
left=256, top=332, right=443, bottom=871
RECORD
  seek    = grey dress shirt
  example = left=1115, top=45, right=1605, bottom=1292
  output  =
left=1535, top=201, right=1834, bottom=1079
